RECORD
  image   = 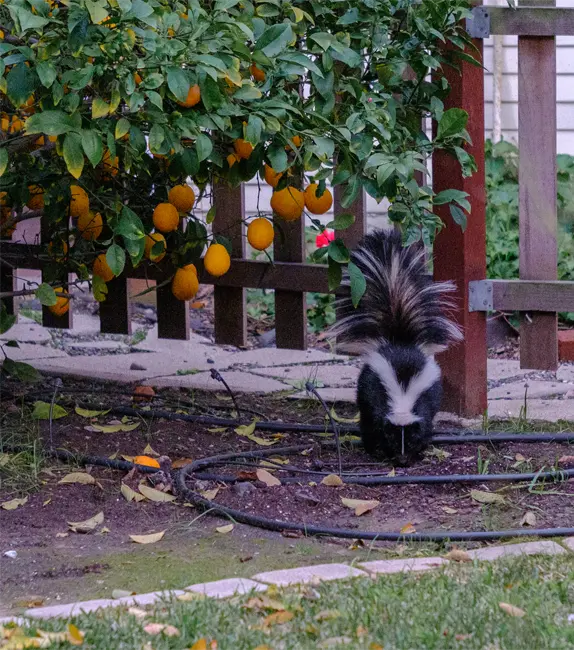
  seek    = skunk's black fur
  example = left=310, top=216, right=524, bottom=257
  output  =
left=331, top=229, right=462, bottom=465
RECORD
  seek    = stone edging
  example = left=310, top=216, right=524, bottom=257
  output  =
left=1, top=539, right=572, bottom=625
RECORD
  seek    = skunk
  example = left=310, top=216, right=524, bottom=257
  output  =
left=331, top=229, right=462, bottom=465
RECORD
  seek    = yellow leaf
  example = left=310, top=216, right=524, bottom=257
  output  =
left=142, top=444, right=159, bottom=457
left=445, top=549, right=472, bottom=563
left=208, top=427, right=228, bottom=433
left=92, top=97, right=110, bottom=119
left=216, top=524, right=234, bottom=534
left=43, top=499, right=51, bottom=507
left=177, top=591, right=206, bottom=602
left=127, top=607, right=148, bottom=619
left=67, top=624, right=85, bottom=646
left=244, top=596, right=286, bottom=611
left=315, top=610, right=341, bottom=621
left=1, top=496, right=28, bottom=511
left=129, top=531, right=166, bottom=544
left=58, top=472, right=96, bottom=485
left=328, top=407, right=360, bottom=424
left=138, top=484, right=176, bottom=503
left=68, top=511, right=104, bottom=533
left=291, top=6, right=305, bottom=22
left=400, top=523, right=416, bottom=534
left=341, top=498, right=379, bottom=516
left=499, top=602, right=526, bottom=617
left=190, top=641, right=207, bottom=650
left=75, top=406, right=111, bottom=418
left=515, top=453, right=526, bottom=462
left=262, top=610, right=294, bottom=627
left=121, top=484, right=145, bottom=502
left=256, top=468, right=281, bottom=487
left=369, top=644, right=384, bottom=650
left=235, top=420, right=257, bottom=436
left=245, top=434, right=279, bottom=446
left=91, top=422, right=140, bottom=433
left=200, top=488, right=219, bottom=501
left=387, top=468, right=396, bottom=477
left=470, top=489, right=505, bottom=505
left=321, top=474, right=343, bottom=487
left=441, top=506, right=458, bottom=514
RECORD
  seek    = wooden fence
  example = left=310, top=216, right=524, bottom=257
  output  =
left=1, top=3, right=574, bottom=417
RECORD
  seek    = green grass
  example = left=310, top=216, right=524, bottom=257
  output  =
left=10, top=554, right=574, bottom=649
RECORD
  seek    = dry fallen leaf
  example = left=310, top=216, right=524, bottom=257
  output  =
left=216, top=524, right=234, bottom=534
left=200, top=488, right=220, bottom=501
left=341, top=498, right=380, bottom=516
left=138, top=484, right=176, bottom=503
left=121, top=484, right=146, bottom=503
left=256, top=468, right=281, bottom=487
left=470, top=489, right=505, bottom=505
left=58, top=472, right=96, bottom=486
left=127, top=607, right=148, bottom=619
left=244, top=596, right=286, bottom=612
left=520, top=511, right=537, bottom=527
left=190, top=640, right=218, bottom=650
left=208, top=427, right=228, bottom=433
left=112, top=589, right=136, bottom=599
left=455, top=633, right=473, bottom=641
left=90, top=422, right=140, bottom=433
left=499, top=602, right=526, bottom=617
left=55, top=532, right=69, bottom=538
left=321, top=474, right=343, bottom=487
left=143, top=623, right=180, bottom=636
left=133, top=386, right=156, bottom=402
left=67, top=623, right=85, bottom=646
left=315, top=610, right=341, bottom=621
left=142, top=444, right=159, bottom=457
left=441, top=506, right=458, bottom=514
left=515, top=453, right=526, bottom=462
left=387, top=468, right=396, bottom=477
left=68, top=511, right=104, bottom=533
left=172, top=457, right=194, bottom=469
left=75, top=406, right=110, bottom=418
left=558, top=455, right=574, bottom=465
left=1, top=496, right=28, bottom=511
left=129, top=531, right=166, bottom=544
left=400, top=523, right=416, bottom=534
left=177, top=591, right=206, bottom=602
left=445, top=549, right=472, bottom=563
left=262, top=610, right=294, bottom=627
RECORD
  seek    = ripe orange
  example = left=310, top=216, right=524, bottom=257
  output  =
left=0, top=113, right=9, bottom=132
left=168, top=184, right=195, bottom=213
left=233, top=139, right=253, bottom=160
left=177, top=84, right=201, bottom=108
left=227, top=153, right=239, bottom=168
left=133, top=455, right=160, bottom=468
left=77, top=211, right=103, bottom=240
left=26, top=185, right=44, bottom=211
left=47, top=240, right=68, bottom=262
left=250, top=63, right=266, bottom=82
left=49, top=288, right=70, bottom=317
left=93, top=253, right=115, bottom=282
left=171, top=264, right=199, bottom=301
left=270, top=186, right=305, bottom=221
left=102, top=149, right=119, bottom=177
left=9, top=116, right=24, bottom=133
left=144, top=232, right=166, bottom=262
left=247, top=218, right=274, bottom=251
left=203, top=243, right=231, bottom=277
left=304, top=184, right=333, bottom=215
left=133, top=385, right=155, bottom=402
left=133, top=72, right=142, bottom=85
left=285, top=135, right=302, bottom=151
left=70, top=185, right=89, bottom=218
left=153, top=203, right=179, bottom=233
left=263, top=164, right=283, bottom=188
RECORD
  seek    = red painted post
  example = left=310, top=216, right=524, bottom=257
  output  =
left=432, top=40, right=487, bottom=417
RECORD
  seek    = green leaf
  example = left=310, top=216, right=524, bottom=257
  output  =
left=449, top=204, right=467, bottom=231
left=148, top=124, right=165, bottom=152
left=246, top=115, right=264, bottom=146
left=32, top=401, right=68, bottom=420
left=437, top=108, right=469, bottom=140
left=267, top=144, right=288, bottom=173
left=328, top=239, right=350, bottom=264
left=115, top=118, right=130, bottom=141
left=116, top=206, right=145, bottom=240
left=81, top=130, right=103, bottom=167
left=167, top=67, right=191, bottom=103
left=0, top=302, right=16, bottom=335
left=278, top=52, right=323, bottom=77
left=309, top=136, right=335, bottom=160
left=92, top=97, right=110, bottom=119
left=146, top=91, right=163, bottom=110
left=337, top=7, right=359, bottom=25
left=326, top=213, right=355, bottom=231
left=63, top=133, right=85, bottom=179
left=11, top=6, right=50, bottom=31
left=36, top=61, right=57, bottom=89
left=327, top=257, right=342, bottom=292
left=196, top=133, right=212, bottom=163
left=92, top=274, right=108, bottom=302
left=340, top=176, right=361, bottom=209
left=348, top=261, right=366, bottom=308
left=206, top=206, right=216, bottom=225
left=310, top=32, right=333, bottom=51
left=25, top=111, right=77, bottom=136
left=85, top=0, right=109, bottom=24
left=311, top=69, right=334, bottom=99
left=255, top=23, right=293, bottom=57
left=0, top=149, right=7, bottom=178
left=198, top=75, right=223, bottom=111
left=6, top=63, right=36, bottom=108
left=106, top=244, right=125, bottom=276
left=35, top=283, right=57, bottom=307
left=434, top=189, right=470, bottom=212
left=2, top=358, right=40, bottom=383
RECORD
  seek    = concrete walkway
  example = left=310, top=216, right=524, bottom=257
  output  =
left=2, top=314, right=573, bottom=422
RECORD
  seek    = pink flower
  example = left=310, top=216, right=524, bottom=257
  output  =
left=315, top=229, right=335, bottom=248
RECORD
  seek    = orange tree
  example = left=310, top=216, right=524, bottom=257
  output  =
left=0, top=0, right=475, bottom=337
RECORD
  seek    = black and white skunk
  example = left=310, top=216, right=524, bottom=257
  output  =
left=331, top=229, right=462, bottom=465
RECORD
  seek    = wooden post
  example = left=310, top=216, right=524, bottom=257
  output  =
left=212, top=182, right=247, bottom=347
left=157, top=275, right=189, bottom=340
left=99, top=276, right=132, bottom=335
left=333, top=187, right=367, bottom=249
left=518, top=0, right=558, bottom=370
left=0, top=259, right=14, bottom=317
left=432, top=39, right=487, bottom=417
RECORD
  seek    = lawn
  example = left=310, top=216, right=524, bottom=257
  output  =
left=5, top=553, right=574, bottom=650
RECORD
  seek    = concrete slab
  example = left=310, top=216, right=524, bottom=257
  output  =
left=0, top=323, right=51, bottom=343
left=70, top=340, right=129, bottom=351
left=253, top=364, right=359, bottom=388
left=223, top=347, right=346, bottom=369
left=68, top=313, right=101, bottom=335
left=31, top=356, right=151, bottom=383
left=561, top=537, right=574, bottom=552
left=557, top=364, right=574, bottom=383
left=149, top=371, right=291, bottom=393
left=289, top=387, right=356, bottom=403
left=488, top=380, right=573, bottom=400
left=466, top=541, right=566, bottom=562
left=1, top=343, right=69, bottom=361
left=359, top=557, right=448, bottom=574
left=252, top=563, right=367, bottom=586
left=185, top=578, right=267, bottom=599
left=24, top=598, right=117, bottom=618
left=487, top=359, right=532, bottom=381
left=487, top=398, right=574, bottom=421
left=115, top=590, right=185, bottom=607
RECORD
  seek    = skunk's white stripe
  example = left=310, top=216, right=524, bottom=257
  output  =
left=365, top=352, right=441, bottom=426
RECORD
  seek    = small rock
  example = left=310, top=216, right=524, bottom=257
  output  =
left=130, top=362, right=147, bottom=371
left=232, top=482, right=257, bottom=497
left=258, top=329, right=276, bottom=348
left=207, top=358, right=215, bottom=364
left=3, top=550, right=17, bottom=559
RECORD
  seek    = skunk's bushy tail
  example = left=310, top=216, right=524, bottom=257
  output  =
left=331, top=229, right=462, bottom=354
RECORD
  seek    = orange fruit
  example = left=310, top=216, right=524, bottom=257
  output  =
left=167, top=27, right=175, bottom=37
left=227, top=153, right=239, bottom=168
left=9, top=116, right=24, bottom=133
left=263, top=164, right=283, bottom=188
left=304, top=184, right=333, bottom=215
left=171, top=264, right=199, bottom=300
left=247, top=218, right=274, bottom=251
left=102, top=149, right=119, bottom=177
left=93, top=253, right=115, bottom=282
left=153, top=203, right=179, bottom=233
left=70, top=185, right=89, bottom=218
left=34, top=136, right=45, bottom=148
left=49, top=287, right=70, bottom=317
left=144, top=232, right=166, bottom=262
left=133, top=455, right=160, bottom=468
left=250, top=63, right=266, bottom=82
left=285, top=135, right=302, bottom=151
left=168, top=184, right=195, bottom=212
left=26, top=185, right=44, bottom=211
left=0, top=113, right=9, bottom=132
left=47, top=240, right=68, bottom=262
left=233, top=139, right=253, bottom=160
left=21, top=95, right=35, bottom=114
left=270, top=186, right=305, bottom=221
left=48, top=135, right=58, bottom=143
left=204, top=243, right=231, bottom=277
left=133, top=385, right=155, bottom=402
left=177, top=84, right=201, bottom=108
left=77, top=211, right=103, bottom=240
left=133, top=72, right=142, bottom=85
left=0, top=191, right=8, bottom=207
